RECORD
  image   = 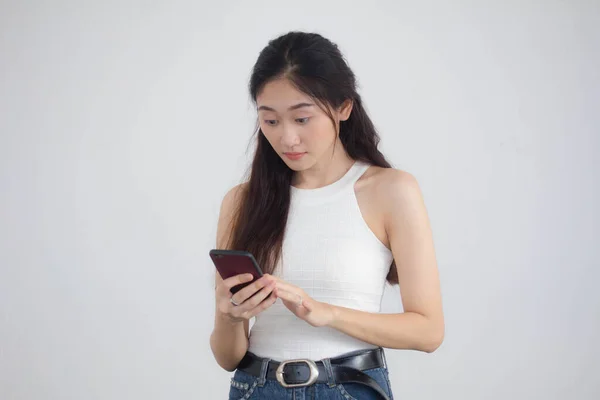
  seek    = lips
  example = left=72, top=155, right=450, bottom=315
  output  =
left=284, top=152, right=306, bottom=160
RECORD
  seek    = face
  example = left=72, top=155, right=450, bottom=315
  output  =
left=256, top=78, right=352, bottom=170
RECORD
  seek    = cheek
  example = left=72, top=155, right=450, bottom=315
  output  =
left=309, top=120, right=336, bottom=145
left=260, top=125, right=278, bottom=143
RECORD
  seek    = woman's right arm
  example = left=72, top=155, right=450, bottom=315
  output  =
left=210, top=184, right=249, bottom=371
left=210, top=276, right=251, bottom=372
left=209, top=184, right=277, bottom=371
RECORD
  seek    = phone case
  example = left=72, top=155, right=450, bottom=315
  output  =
left=209, top=249, right=264, bottom=294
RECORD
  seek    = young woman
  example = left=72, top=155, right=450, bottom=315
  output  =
left=210, top=31, right=444, bottom=400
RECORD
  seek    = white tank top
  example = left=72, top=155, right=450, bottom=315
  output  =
left=247, top=160, right=394, bottom=361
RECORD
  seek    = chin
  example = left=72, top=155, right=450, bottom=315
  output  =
left=282, top=161, right=306, bottom=171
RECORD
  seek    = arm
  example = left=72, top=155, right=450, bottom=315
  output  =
left=328, top=171, right=444, bottom=352
left=210, top=277, right=250, bottom=371
left=209, top=184, right=250, bottom=371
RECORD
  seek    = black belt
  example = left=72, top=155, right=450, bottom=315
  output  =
left=236, top=347, right=391, bottom=400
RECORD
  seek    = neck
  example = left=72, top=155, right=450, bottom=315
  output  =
left=291, top=143, right=355, bottom=189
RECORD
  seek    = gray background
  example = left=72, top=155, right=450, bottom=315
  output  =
left=1, top=1, right=599, bottom=399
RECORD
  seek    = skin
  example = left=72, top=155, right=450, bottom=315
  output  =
left=210, top=77, right=444, bottom=371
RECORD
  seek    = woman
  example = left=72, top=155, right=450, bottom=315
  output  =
left=210, top=31, right=444, bottom=400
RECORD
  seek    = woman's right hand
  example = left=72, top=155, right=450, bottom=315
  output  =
left=216, top=273, right=278, bottom=324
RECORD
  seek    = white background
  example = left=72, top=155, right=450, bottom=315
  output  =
left=1, top=1, right=599, bottom=399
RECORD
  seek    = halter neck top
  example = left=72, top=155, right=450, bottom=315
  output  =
left=248, top=160, right=394, bottom=361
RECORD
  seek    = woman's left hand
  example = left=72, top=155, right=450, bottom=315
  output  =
left=272, top=277, right=336, bottom=327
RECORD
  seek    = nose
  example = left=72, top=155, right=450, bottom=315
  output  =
left=280, top=125, right=301, bottom=148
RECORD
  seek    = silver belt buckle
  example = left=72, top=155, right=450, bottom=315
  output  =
left=275, top=359, right=319, bottom=388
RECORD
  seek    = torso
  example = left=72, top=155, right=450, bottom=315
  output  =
left=247, top=159, right=396, bottom=361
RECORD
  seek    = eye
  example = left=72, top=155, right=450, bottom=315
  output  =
left=264, top=120, right=277, bottom=126
left=296, top=117, right=310, bottom=124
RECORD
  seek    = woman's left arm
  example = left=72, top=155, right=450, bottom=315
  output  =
left=274, top=170, right=445, bottom=353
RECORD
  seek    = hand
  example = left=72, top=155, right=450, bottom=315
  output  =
left=215, top=273, right=277, bottom=324
left=272, top=277, right=336, bottom=327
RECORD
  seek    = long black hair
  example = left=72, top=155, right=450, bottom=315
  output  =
left=226, top=31, right=398, bottom=285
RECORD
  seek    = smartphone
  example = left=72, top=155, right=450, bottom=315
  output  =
left=209, top=249, right=264, bottom=294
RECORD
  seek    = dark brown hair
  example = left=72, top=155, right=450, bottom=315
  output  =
left=226, top=31, right=398, bottom=285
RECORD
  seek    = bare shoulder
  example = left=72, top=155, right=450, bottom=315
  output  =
left=352, top=166, right=421, bottom=249
left=358, top=166, right=425, bottom=222
left=380, top=168, right=421, bottom=197
left=216, top=182, right=248, bottom=249
left=359, top=166, right=421, bottom=199
left=221, top=182, right=248, bottom=212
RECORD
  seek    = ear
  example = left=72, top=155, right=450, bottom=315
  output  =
left=338, top=99, right=353, bottom=121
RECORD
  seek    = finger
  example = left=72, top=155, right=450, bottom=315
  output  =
left=245, top=292, right=278, bottom=319
left=240, top=280, right=276, bottom=310
left=275, top=280, right=302, bottom=294
left=233, top=275, right=274, bottom=303
left=223, top=273, right=254, bottom=290
left=274, top=288, right=305, bottom=308
left=274, top=282, right=309, bottom=309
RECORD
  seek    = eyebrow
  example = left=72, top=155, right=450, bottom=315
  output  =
left=257, top=102, right=314, bottom=112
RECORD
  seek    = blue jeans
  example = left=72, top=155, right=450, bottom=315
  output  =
left=228, top=365, right=394, bottom=399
